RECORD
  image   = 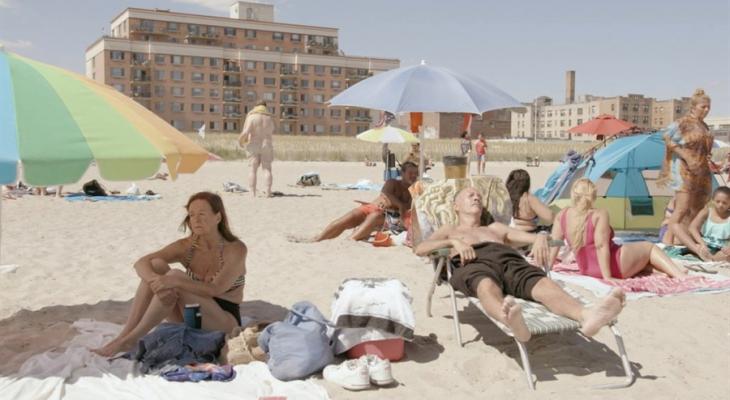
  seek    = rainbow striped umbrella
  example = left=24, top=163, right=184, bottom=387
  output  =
left=0, top=47, right=208, bottom=186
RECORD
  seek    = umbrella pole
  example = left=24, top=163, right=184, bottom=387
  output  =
left=0, top=187, right=17, bottom=269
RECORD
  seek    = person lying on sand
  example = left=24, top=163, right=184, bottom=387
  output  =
left=293, top=161, right=418, bottom=242
left=414, top=187, right=625, bottom=342
left=93, top=192, right=246, bottom=357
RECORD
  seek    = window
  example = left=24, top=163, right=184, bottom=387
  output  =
left=110, top=51, right=124, bottom=61
left=192, top=121, right=205, bottom=130
left=245, top=61, right=257, bottom=70
left=331, top=66, right=341, bottom=75
left=291, top=33, right=301, bottom=42
left=209, top=57, right=221, bottom=67
left=224, top=121, right=238, bottom=131
left=300, top=93, right=307, bottom=103
left=263, top=77, right=276, bottom=86
left=611, top=104, right=615, bottom=112
left=245, top=76, right=256, bottom=85
left=245, top=29, right=256, bottom=39
left=171, top=55, right=183, bottom=65
left=113, top=83, right=124, bottom=92
left=155, top=70, right=165, bottom=80
left=170, top=71, right=184, bottom=81
left=246, top=91, right=256, bottom=101
left=224, top=27, right=236, bottom=37
left=273, top=32, right=284, bottom=41
left=264, top=62, right=276, bottom=71
left=191, top=56, right=204, bottom=66
left=330, top=109, right=341, bottom=117
left=188, top=24, right=200, bottom=35
left=170, top=120, right=185, bottom=130
left=171, top=102, right=184, bottom=112
left=312, top=94, right=324, bottom=103
left=192, top=87, right=204, bottom=97
left=300, top=124, right=309, bottom=133
left=191, top=103, right=205, bottom=112
left=209, top=121, right=218, bottom=130
left=154, top=54, right=165, bottom=64
left=314, top=80, right=325, bottom=89
left=330, top=125, right=341, bottom=134
left=166, top=22, right=178, bottom=32
left=154, top=102, right=164, bottom=112
left=263, top=92, right=275, bottom=101
left=209, top=88, right=220, bottom=98
left=154, top=85, right=165, bottom=96
left=209, top=74, right=219, bottom=83
left=314, top=124, right=325, bottom=133
left=314, top=65, right=325, bottom=75
left=300, top=79, right=309, bottom=88
left=331, top=80, right=341, bottom=89
left=171, top=87, right=184, bottom=96
left=111, top=67, right=125, bottom=77
left=299, top=64, right=308, bottom=73
left=313, top=108, right=325, bottom=118
left=191, top=72, right=204, bottom=82
left=299, top=108, right=309, bottom=117
left=577, top=108, right=583, bottom=115
left=209, top=104, right=220, bottom=113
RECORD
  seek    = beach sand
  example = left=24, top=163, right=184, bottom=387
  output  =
left=0, top=161, right=728, bottom=399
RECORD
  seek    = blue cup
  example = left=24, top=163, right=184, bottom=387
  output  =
left=183, top=304, right=201, bottom=329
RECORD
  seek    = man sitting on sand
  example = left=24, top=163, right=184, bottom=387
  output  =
left=414, top=187, right=625, bottom=342
left=305, top=161, right=419, bottom=242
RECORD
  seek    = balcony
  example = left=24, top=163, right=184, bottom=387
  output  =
left=223, top=81, right=242, bottom=87
left=280, top=70, right=297, bottom=76
left=130, top=25, right=154, bottom=33
left=223, top=97, right=242, bottom=103
left=223, top=112, right=242, bottom=119
left=131, top=76, right=151, bottom=82
left=280, top=85, right=299, bottom=91
left=131, top=59, right=150, bottom=67
left=280, top=98, right=299, bottom=105
left=223, top=66, right=241, bottom=73
left=280, top=113, right=299, bottom=120
left=132, top=91, right=151, bottom=98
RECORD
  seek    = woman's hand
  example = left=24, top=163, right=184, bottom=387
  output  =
left=453, top=240, right=476, bottom=263
left=150, top=274, right=178, bottom=293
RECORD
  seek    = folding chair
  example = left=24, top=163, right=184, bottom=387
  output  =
left=415, top=176, right=634, bottom=390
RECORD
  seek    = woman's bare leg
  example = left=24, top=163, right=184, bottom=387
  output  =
left=249, top=156, right=261, bottom=197
left=620, top=242, right=686, bottom=278
left=314, top=210, right=366, bottom=242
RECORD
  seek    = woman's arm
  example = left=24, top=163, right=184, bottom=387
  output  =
left=157, top=242, right=247, bottom=297
left=134, top=240, right=186, bottom=282
left=528, top=194, right=555, bottom=224
left=548, top=209, right=565, bottom=265
left=688, top=207, right=710, bottom=244
left=592, top=210, right=614, bottom=280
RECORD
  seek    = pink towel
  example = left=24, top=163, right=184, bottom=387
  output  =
left=551, top=261, right=730, bottom=295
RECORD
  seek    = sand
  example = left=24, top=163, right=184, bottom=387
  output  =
left=0, top=160, right=728, bottom=399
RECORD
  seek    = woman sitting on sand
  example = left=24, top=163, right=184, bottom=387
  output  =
left=505, top=169, right=554, bottom=232
left=549, top=178, right=686, bottom=281
left=94, top=192, right=247, bottom=356
left=670, top=186, right=730, bottom=261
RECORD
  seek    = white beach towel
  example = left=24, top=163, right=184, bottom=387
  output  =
left=0, top=319, right=329, bottom=400
left=331, top=278, right=415, bottom=341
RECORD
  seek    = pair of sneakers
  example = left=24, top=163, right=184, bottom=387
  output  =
left=323, top=355, right=394, bottom=391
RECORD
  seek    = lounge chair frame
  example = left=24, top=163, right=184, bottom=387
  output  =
left=426, top=248, right=635, bottom=390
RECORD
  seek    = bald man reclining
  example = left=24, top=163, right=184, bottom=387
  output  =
left=414, top=187, right=625, bottom=342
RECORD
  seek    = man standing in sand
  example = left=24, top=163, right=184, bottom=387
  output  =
left=415, top=187, right=625, bottom=342
left=238, top=101, right=275, bottom=197
left=304, top=162, right=419, bottom=242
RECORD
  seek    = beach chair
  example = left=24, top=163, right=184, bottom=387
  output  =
left=415, top=176, right=634, bottom=390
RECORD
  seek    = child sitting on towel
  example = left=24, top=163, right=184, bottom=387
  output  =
left=670, top=186, right=730, bottom=261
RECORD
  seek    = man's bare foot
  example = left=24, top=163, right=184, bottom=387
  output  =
left=502, top=296, right=531, bottom=342
left=92, top=337, right=133, bottom=357
left=580, top=288, right=625, bottom=337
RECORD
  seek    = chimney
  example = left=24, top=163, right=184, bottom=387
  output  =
left=565, top=70, right=575, bottom=104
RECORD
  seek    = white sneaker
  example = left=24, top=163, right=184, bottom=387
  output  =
left=323, top=359, right=371, bottom=391
left=360, top=355, right=394, bottom=386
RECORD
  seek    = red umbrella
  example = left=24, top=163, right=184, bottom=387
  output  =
left=568, top=114, right=638, bottom=139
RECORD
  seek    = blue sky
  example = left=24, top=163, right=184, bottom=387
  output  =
left=1, top=0, right=728, bottom=115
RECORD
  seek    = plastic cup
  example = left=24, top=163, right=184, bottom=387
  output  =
left=443, top=156, right=468, bottom=179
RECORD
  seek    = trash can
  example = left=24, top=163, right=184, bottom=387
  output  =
left=443, top=156, right=468, bottom=180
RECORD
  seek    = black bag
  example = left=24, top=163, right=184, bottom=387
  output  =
left=82, top=179, right=107, bottom=196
